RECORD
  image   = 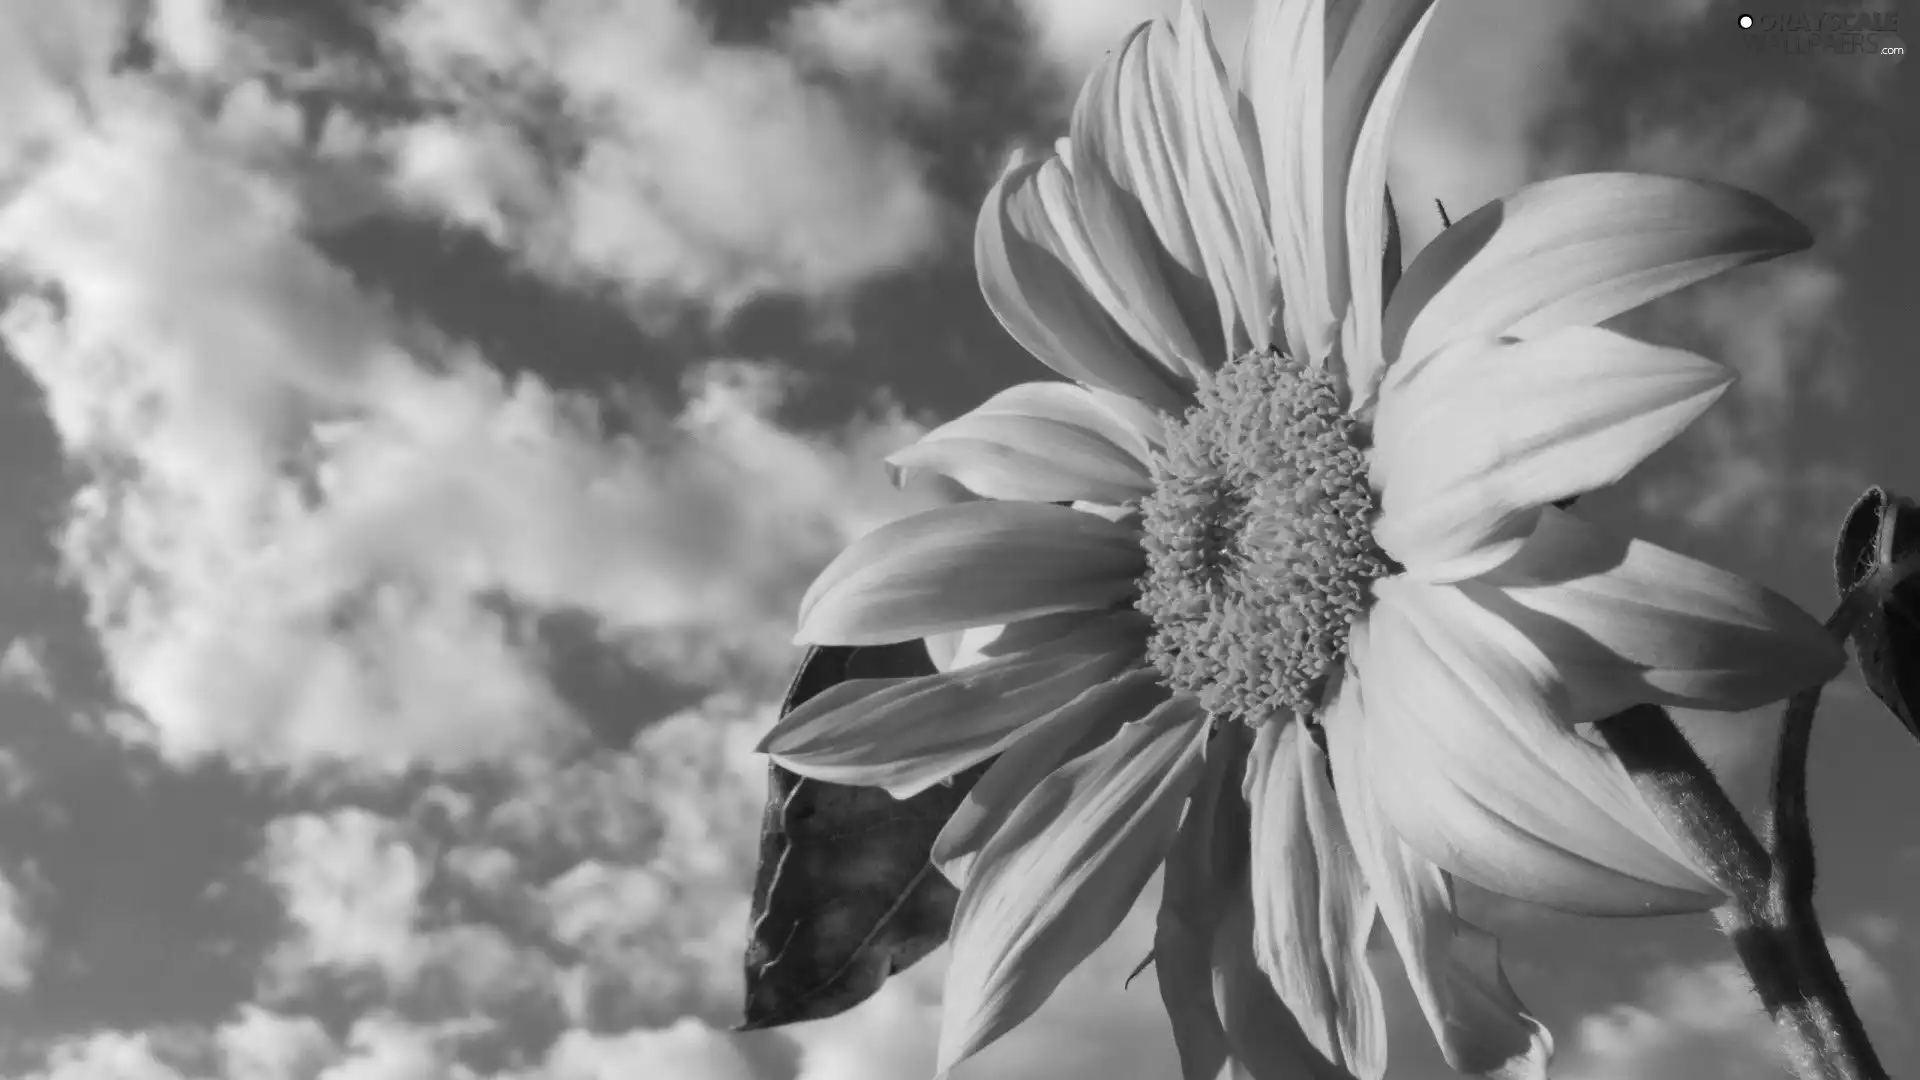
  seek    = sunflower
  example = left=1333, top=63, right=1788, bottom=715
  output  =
left=759, top=1, right=1843, bottom=1077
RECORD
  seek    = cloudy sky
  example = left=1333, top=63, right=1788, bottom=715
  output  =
left=0, top=1, right=1910, bottom=1078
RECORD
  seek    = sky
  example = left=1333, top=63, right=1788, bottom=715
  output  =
left=0, top=1, right=1911, bottom=1079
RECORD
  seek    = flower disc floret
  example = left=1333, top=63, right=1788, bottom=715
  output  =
left=1137, top=349, right=1391, bottom=722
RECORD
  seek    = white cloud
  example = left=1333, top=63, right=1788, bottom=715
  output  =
left=318, top=1017, right=474, bottom=1080
left=0, top=45, right=943, bottom=775
left=227, top=700, right=781, bottom=1066
left=1013, top=0, right=1193, bottom=78
left=538, top=1020, right=762, bottom=1080
left=1556, top=936, right=1901, bottom=1080
left=0, top=867, right=41, bottom=991
left=370, top=0, right=951, bottom=317
left=782, top=0, right=958, bottom=113
left=262, top=809, right=430, bottom=985
left=30, top=1031, right=189, bottom=1080
left=148, top=0, right=235, bottom=77
left=0, top=636, right=54, bottom=698
left=217, top=1007, right=337, bottom=1080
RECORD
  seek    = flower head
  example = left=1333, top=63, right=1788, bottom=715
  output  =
left=761, top=1, right=1843, bottom=1078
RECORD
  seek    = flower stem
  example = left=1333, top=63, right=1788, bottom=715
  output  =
left=1594, top=705, right=1885, bottom=1080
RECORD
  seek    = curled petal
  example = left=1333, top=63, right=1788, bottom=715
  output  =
left=1213, top=879, right=1359, bottom=1080
left=1174, top=0, right=1278, bottom=357
left=1324, top=672, right=1555, bottom=1079
left=1384, top=172, right=1812, bottom=368
left=933, top=668, right=1167, bottom=888
left=887, top=383, right=1156, bottom=504
left=1245, top=0, right=1330, bottom=362
left=1371, top=327, right=1732, bottom=583
left=797, top=502, right=1144, bottom=646
left=937, top=697, right=1209, bottom=1075
left=1243, top=719, right=1385, bottom=1077
left=1068, top=20, right=1216, bottom=381
left=1155, top=719, right=1247, bottom=1080
left=760, top=615, right=1147, bottom=798
left=1466, top=507, right=1845, bottom=718
left=976, top=153, right=1193, bottom=414
left=1356, top=578, right=1724, bottom=913
left=1335, top=2, right=1435, bottom=411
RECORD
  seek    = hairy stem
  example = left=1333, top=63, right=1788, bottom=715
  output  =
left=1595, top=706, right=1884, bottom=1080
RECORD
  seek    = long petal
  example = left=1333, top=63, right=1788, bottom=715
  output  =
left=760, top=616, right=1148, bottom=798
left=1324, top=670, right=1554, bottom=1079
left=1383, top=173, right=1813, bottom=368
left=1244, top=719, right=1385, bottom=1078
left=1156, top=718, right=1247, bottom=1080
left=936, top=698, right=1209, bottom=1075
left=1175, top=0, right=1278, bottom=357
left=1356, top=578, right=1724, bottom=913
left=1334, top=2, right=1435, bottom=412
left=976, top=153, right=1193, bottom=414
left=1466, top=507, right=1846, bottom=718
left=1245, top=0, right=1330, bottom=362
left=887, top=385, right=1156, bottom=504
left=1371, top=327, right=1732, bottom=583
left=1068, top=20, right=1217, bottom=382
left=797, top=502, right=1145, bottom=645
left=1213, top=877, right=1360, bottom=1080
left=933, top=668, right=1168, bottom=888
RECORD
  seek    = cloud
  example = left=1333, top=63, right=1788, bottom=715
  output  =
left=0, top=866, right=40, bottom=991
left=539, top=1020, right=765, bottom=1080
left=782, top=0, right=958, bottom=114
left=217, top=1007, right=336, bottom=1080
left=30, top=1031, right=188, bottom=1080
left=218, top=699, right=777, bottom=1069
left=0, top=636, right=54, bottom=698
left=0, top=36, right=944, bottom=775
left=261, top=810, right=430, bottom=986
left=1556, top=935, right=1902, bottom=1080
left=363, top=0, right=952, bottom=317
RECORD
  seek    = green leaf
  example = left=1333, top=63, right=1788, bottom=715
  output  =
left=1833, top=485, right=1920, bottom=742
left=738, top=641, right=989, bottom=1030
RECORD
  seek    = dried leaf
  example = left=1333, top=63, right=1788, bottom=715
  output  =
left=739, top=641, right=988, bottom=1029
left=1833, top=485, right=1920, bottom=742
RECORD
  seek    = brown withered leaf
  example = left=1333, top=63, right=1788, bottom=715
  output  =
left=738, top=641, right=989, bottom=1030
left=1834, top=485, right=1920, bottom=743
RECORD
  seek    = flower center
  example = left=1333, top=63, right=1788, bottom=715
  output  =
left=1136, top=348, right=1391, bottom=723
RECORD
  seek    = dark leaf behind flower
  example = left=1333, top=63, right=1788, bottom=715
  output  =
left=1833, top=486, right=1920, bottom=742
left=739, top=641, right=988, bottom=1030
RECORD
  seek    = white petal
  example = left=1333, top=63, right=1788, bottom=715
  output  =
left=797, top=502, right=1144, bottom=645
left=1155, top=719, right=1246, bottom=1080
left=1213, top=879, right=1361, bottom=1080
left=1371, top=327, right=1732, bottom=583
left=1068, top=21, right=1216, bottom=382
left=1324, top=672, right=1555, bottom=1079
left=1243, top=720, right=1385, bottom=1077
left=1333, top=2, right=1436, bottom=411
left=1467, top=507, right=1846, bottom=718
left=933, top=668, right=1167, bottom=888
left=760, top=616, right=1147, bottom=798
left=1087, top=384, right=1170, bottom=452
left=926, top=623, right=1007, bottom=674
left=936, top=698, right=1209, bottom=1074
left=1175, top=0, right=1278, bottom=357
left=887, top=387, right=1155, bottom=504
left=1356, top=578, right=1724, bottom=913
left=1245, top=0, right=1330, bottom=362
left=1384, top=173, right=1812, bottom=369
left=976, top=152, right=1192, bottom=414
left=1073, top=19, right=1227, bottom=372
